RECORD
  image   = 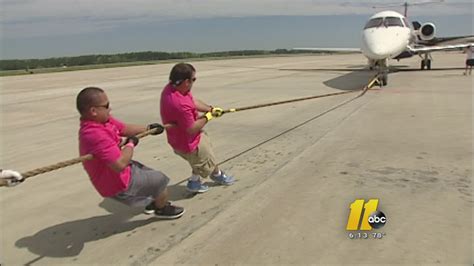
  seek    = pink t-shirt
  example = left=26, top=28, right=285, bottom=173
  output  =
left=79, top=116, right=131, bottom=197
left=160, top=83, right=201, bottom=153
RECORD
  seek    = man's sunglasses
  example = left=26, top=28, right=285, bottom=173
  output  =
left=95, top=102, right=110, bottom=109
left=174, top=77, right=196, bottom=85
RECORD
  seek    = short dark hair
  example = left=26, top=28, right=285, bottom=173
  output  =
left=76, top=87, right=104, bottom=115
left=169, top=63, right=195, bottom=86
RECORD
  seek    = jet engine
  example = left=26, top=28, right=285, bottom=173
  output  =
left=418, top=23, right=436, bottom=41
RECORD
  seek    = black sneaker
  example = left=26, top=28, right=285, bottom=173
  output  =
left=155, top=203, right=185, bottom=219
left=143, top=202, right=157, bottom=215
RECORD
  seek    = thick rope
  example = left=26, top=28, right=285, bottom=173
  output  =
left=5, top=126, right=170, bottom=186
left=223, top=90, right=355, bottom=114
left=221, top=73, right=378, bottom=114
left=1, top=75, right=377, bottom=187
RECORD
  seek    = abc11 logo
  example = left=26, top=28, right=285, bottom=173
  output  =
left=346, top=199, right=386, bottom=230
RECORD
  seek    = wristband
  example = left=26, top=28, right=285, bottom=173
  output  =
left=125, top=142, right=135, bottom=148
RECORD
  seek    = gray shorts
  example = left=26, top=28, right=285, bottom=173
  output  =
left=113, top=161, right=169, bottom=207
left=466, top=59, right=474, bottom=66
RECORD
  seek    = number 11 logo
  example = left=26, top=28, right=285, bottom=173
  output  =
left=346, top=199, right=379, bottom=230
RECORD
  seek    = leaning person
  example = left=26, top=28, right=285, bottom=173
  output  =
left=160, top=63, right=234, bottom=193
left=77, top=87, right=184, bottom=219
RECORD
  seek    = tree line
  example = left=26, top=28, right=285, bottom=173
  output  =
left=0, top=49, right=313, bottom=71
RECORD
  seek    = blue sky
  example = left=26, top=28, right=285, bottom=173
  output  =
left=1, top=0, right=472, bottom=59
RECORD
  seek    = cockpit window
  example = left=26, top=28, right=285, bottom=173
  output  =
left=364, top=18, right=384, bottom=29
left=364, top=17, right=406, bottom=29
left=402, top=18, right=410, bottom=28
left=385, top=17, right=404, bottom=27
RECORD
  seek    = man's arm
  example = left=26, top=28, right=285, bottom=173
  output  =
left=186, top=100, right=224, bottom=135
left=121, top=124, right=147, bottom=137
left=187, top=116, right=208, bottom=135
left=174, top=103, right=209, bottom=135
left=195, top=99, right=212, bottom=113
left=108, top=145, right=134, bottom=172
left=108, top=136, right=139, bottom=172
left=86, top=127, right=137, bottom=173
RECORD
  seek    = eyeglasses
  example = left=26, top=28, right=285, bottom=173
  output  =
left=173, top=77, right=196, bottom=86
left=95, top=102, right=110, bottom=109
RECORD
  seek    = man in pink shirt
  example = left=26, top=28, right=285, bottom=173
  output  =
left=77, top=87, right=184, bottom=219
left=160, top=63, right=234, bottom=193
left=463, top=44, right=474, bottom=75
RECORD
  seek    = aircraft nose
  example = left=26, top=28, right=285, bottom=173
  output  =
left=361, top=29, right=403, bottom=60
left=368, top=45, right=391, bottom=58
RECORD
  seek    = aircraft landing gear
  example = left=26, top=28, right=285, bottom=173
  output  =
left=420, top=54, right=432, bottom=70
left=375, top=72, right=388, bottom=87
left=375, top=59, right=389, bottom=87
left=421, top=59, right=431, bottom=70
left=381, top=73, right=388, bottom=86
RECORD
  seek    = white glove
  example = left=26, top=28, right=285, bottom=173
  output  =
left=1, top=169, right=24, bottom=187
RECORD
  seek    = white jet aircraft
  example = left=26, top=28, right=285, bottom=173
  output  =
left=295, top=10, right=473, bottom=86
left=361, top=10, right=472, bottom=85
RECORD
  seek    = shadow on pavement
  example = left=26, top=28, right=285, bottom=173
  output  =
left=324, top=71, right=376, bottom=90
left=15, top=214, right=157, bottom=264
left=278, top=66, right=376, bottom=91
left=167, top=181, right=197, bottom=201
left=15, top=199, right=157, bottom=265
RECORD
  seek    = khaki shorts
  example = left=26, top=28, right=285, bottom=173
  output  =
left=174, top=132, right=217, bottom=178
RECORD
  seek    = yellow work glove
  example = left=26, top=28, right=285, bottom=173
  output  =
left=211, top=107, right=224, bottom=118
left=204, top=111, right=214, bottom=121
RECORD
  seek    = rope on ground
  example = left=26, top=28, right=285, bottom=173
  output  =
left=1, top=74, right=378, bottom=187
left=222, top=75, right=377, bottom=114
left=173, top=74, right=378, bottom=185
left=217, top=74, right=376, bottom=165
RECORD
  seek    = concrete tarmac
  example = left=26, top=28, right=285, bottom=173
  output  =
left=0, top=53, right=472, bottom=265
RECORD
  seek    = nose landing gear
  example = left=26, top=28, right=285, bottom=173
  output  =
left=372, top=59, right=389, bottom=87
left=372, top=72, right=388, bottom=87
left=381, top=71, right=388, bottom=86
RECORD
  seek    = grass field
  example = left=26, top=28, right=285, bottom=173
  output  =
left=0, top=52, right=354, bottom=77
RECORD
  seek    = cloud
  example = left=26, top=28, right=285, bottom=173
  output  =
left=1, top=0, right=472, bottom=38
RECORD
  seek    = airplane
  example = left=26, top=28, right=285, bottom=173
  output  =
left=294, top=3, right=473, bottom=86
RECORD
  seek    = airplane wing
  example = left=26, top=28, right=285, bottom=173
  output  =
left=407, top=42, right=473, bottom=54
left=417, top=35, right=474, bottom=46
left=292, top=47, right=361, bottom=52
